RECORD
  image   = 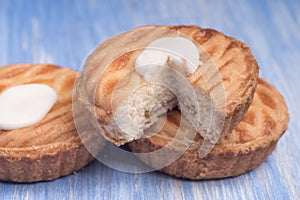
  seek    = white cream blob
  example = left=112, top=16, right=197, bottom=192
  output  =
left=135, top=36, right=202, bottom=82
left=0, top=84, right=58, bottom=130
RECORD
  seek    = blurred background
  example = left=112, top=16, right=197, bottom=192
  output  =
left=0, top=0, right=299, bottom=200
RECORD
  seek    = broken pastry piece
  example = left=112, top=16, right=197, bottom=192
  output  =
left=78, top=25, right=259, bottom=157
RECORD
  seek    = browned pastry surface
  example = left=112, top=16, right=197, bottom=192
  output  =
left=80, top=25, right=259, bottom=145
left=0, top=64, right=94, bottom=182
left=128, top=78, right=289, bottom=179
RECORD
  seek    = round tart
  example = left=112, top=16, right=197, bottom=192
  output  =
left=0, top=64, right=95, bottom=182
left=77, top=25, right=259, bottom=155
left=128, top=78, right=289, bottom=179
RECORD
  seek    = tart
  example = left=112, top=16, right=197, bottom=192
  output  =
left=128, top=78, right=289, bottom=179
left=0, top=64, right=95, bottom=182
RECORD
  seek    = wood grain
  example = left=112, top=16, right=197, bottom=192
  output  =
left=0, top=0, right=299, bottom=199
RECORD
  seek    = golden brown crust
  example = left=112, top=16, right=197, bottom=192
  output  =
left=128, top=78, right=289, bottom=179
left=0, top=143, right=93, bottom=182
left=0, top=64, right=94, bottom=182
left=80, top=25, right=259, bottom=145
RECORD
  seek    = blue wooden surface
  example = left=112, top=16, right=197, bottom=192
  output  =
left=0, top=0, right=299, bottom=199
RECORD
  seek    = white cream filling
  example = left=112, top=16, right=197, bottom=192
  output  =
left=0, top=84, right=58, bottom=130
left=135, top=36, right=202, bottom=81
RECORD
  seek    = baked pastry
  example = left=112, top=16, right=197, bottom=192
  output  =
left=0, top=64, right=95, bottom=182
left=77, top=25, right=259, bottom=156
left=128, top=78, right=289, bottom=179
